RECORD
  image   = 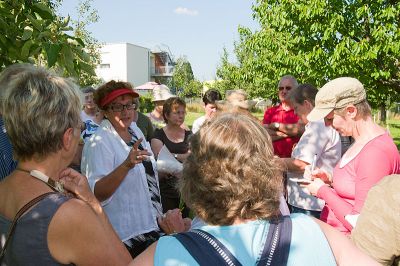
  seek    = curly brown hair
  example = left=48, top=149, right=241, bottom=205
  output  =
left=180, top=113, right=283, bottom=225
left=94, top=80, right=134, bottom=110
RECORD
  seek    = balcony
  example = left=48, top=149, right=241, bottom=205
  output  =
left=151, top=66, right=174, bottom=77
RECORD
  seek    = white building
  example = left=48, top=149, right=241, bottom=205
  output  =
left=96, top=42, right=174, bottom=88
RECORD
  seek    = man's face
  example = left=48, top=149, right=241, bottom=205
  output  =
left=278, top=79, right=293, bottom=103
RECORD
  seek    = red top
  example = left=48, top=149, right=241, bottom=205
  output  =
left=263, top=104, right=300, bottom=158
left=317, top=133, right=400, bottom=234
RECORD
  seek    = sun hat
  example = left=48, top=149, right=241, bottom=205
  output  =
left=152, top=84, right=175, bottom=102
left=100, top=88, right=139, bottom=108
left=307, top=77, right=366, bottom=122
left=217, top=89, right=257, bottom=110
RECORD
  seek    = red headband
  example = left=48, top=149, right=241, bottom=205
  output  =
left=100, top=88, right=139, bottom=108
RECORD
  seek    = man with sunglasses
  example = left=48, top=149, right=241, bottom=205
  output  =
left=263, top=75, right=304, bottom=158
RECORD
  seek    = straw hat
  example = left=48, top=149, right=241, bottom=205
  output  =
left=152, top=84, right=175, bottom=102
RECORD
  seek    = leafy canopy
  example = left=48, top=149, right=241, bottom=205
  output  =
left=216, top=0, right=400, bottom=108
left=0, top=0, right=96, bottom=82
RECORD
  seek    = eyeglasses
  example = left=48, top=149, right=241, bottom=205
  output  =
left=278, top=86, right=292, bottom=91
left=109, top=103, right=136, bottom=112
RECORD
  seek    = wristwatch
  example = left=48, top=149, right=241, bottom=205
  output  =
left=273, top=122, right=280, bottom=129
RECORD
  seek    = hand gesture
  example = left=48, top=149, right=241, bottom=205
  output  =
left=59, top=168, right=99, bottom=209
left=157, top=209, right=188, bottom=234
left=123, top=138, right=151, bottom=169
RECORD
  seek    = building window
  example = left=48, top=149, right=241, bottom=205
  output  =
left=99, top=64, right=110, bottom=69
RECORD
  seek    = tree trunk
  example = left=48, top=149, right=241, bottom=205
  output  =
left=379, top=104, right=386, bottom=123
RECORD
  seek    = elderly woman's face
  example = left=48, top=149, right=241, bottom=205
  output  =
left=105, top=94, right=135, bottom=129
left=165, top=104, right=186, bottom=126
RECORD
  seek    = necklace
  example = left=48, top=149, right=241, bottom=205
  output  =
left=16, top=168, right=64, bottom=193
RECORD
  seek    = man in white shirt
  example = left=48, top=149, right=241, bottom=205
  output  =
left=280, top=84, right=341, bottom=218
left=192, top=89, right=221, bottom=133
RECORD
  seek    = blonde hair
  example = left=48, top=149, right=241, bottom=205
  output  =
left=2, top=65, right=82, bottom=161
left=180, top=113, right=283, bottom=225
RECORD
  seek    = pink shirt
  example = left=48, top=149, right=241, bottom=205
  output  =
left=317, top=133, right=400, bottom=233
left=263, top=104, right=300, bottom=158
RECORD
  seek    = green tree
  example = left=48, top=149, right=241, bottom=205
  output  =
left=172, top=56, right=202, bottom=97
left=217, top=0, right=400, bottom=121
left=0, top=0, right=95, bottom=79
left=70, top=0, right=101, bottom=86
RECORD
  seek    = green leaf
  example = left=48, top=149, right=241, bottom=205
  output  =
left=76, top=49, right=91, bottom=62
left=61, top=45, right=77, bottom=76
left=21, top=26, right=33, bottom=41
left=67, top=38, right=80, bottom=46
left=79, top=61, right=96, bottom=76
left=45, top=44, right=61, bottom=67
left=38, top=31, right=52, bottom=39
left=0, top=17, right=8, bottom=30
left=32, top=3, right=54, bottom=20
left=21, top=40, right=33, bottom=59
left=26, top=14, right=42, bottom=31
left=62, top=15, right=70, bottom=27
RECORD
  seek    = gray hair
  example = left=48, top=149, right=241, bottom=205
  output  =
left=279, top=75, right=298, bottom=88
left=2, top=65, right=82, bottom=161
left=0, top=63, right=36, bottom=112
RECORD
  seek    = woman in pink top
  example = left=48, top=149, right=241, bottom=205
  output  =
left=305, top=77, right=400, bottom=234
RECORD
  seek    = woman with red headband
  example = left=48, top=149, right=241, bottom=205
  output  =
left=81, top=80, right=184, bottom=258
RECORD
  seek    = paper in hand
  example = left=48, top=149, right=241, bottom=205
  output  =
left=156, top=145, right=183, bottom=175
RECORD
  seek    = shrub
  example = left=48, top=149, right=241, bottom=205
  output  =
left=138, top=94, right=154, bottom=113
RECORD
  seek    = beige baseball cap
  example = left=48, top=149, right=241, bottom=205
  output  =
left=307, top=77, right=366, bottom=121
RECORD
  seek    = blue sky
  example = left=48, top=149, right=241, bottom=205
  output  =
left=58, top=0, right=259, bottom=81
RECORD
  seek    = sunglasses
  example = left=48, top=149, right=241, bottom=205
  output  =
left=278, top=86, right=292, bottom=91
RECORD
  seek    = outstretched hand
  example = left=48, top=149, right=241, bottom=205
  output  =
left=123, top=138, right=151, bottom=169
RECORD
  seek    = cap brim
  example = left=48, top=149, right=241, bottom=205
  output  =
left=307, top=107, right=333, bottom=122
left=152, top=93, right=175, bottom=102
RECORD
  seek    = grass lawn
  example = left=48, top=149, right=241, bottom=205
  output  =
left=185, top=112, right=203, bottom=127
left=186, top=111, right=400, bottom=151
left=387, top=119, right=400, bottom=150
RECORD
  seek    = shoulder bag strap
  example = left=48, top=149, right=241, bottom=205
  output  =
left=256, top=215, right=292, bottom=266
left=173, top=229, right=243, bottom=266
left=0, top=192, right=55, bottom=261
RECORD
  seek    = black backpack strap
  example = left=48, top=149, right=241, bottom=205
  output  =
left=256, top=215, right=292, bottom=266
left=172, top=229, right=242, bottom=266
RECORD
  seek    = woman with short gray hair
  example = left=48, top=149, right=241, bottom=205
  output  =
left=0, top=65, right=131, bottom=265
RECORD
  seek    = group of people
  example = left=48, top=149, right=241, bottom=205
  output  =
left=264, top=75, right=400, bottom=264
left=0, top=63, right=398, bottom=265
